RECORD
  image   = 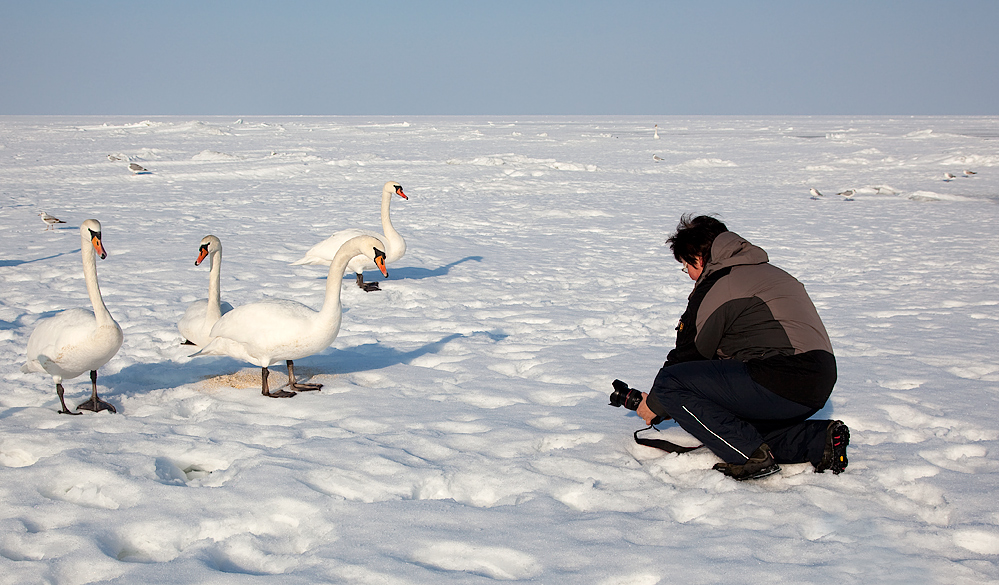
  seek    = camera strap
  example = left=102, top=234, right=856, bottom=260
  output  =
left=633, top=425, right=702, bottom=453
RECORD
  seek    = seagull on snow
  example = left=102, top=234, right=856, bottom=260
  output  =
left=652, top=154, right=664, bottom=162
left=837, top=189, right=855, bottom=200
left=129, top=162, right=151, bottom=175
left=39, top=212, right=66, bottom=230
left=964, top=170, right=977, bottom=177
left=943, top=172, right=956, bottom=182
left=809, top=188, right=823, bottom=199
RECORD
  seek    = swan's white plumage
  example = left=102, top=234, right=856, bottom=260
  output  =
left=194, top=235, right=387, bottom=369
left=291, top=181, right=407, bottom=275
left=22, top=219, right=122, bottom=391
left=178, top=235, right=233, bottom=347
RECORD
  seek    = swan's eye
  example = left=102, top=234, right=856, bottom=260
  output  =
left=200, top=245, right=209, bottom=253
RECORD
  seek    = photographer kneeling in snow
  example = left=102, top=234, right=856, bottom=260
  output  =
left=636, top=215, right=849, bottom=480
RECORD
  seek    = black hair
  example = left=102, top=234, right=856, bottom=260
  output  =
left=666, top=214, right=728, bottom=266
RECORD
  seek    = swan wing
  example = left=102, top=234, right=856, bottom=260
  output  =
left=291, top=228, right=372, bottom=266
left=23, top=308, right=122, bottom=380
left=178, top=300, right=235, bottom=346
left=198, top=299, right=333, bottom=364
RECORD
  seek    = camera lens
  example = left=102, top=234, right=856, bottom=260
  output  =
left=609, top=380, right=643, bottom=412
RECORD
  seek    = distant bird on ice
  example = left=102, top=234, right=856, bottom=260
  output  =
left=964, top=170, right=977, bottom=177
left=652, top=154, right=664, bottom=162
left=129, top=162, right=151, bottom=175
left=107, top=154, right=121, bottom=161
left=809, top=188, right=823, bottom=199
left=837, top=189, right=855, bottom=200
left=654, top=124, right=660, bottom=140
left=943, top=173, right=956, bottom=182
left=39, top=212, right=66, bottom=230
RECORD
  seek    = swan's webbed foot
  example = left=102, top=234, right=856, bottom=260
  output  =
left=284, top=361, right=322, bottom=391
left=261, top=366, right=296, bottom=398
left=356, top=274, right=381, bottom=292
left=56, top=384, right=82, bottom=415
left=291, top=382, right=323, bottom=392
left=76, top=397, right=117, bottom=413
left=79, top=373, right=116, bottom=413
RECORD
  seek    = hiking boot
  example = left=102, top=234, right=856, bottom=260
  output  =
left=814, top=420, right=849, bottom=474
left=713, top=443, right=780, bottom=481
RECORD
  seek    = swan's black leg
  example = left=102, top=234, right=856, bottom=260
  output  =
left=262, top=366, right=295, bottom=398
left=76, top=370, right=116, bottom=413
left=287, top=360, right=322, bottom=391
left=56, top=383, right=81, bottom=415
left=357, top=273, right=380, bottom=292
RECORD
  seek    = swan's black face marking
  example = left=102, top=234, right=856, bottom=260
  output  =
left=394, top=185, right=408, bottom=200
left=196, top=243, right=210, bottom=266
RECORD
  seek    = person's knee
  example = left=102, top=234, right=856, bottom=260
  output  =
left=649, top=370, right=685, bottom=414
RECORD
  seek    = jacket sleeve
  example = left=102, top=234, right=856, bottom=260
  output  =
left=663, top=268, right=730, bottom=367
left=664, top=301, right=708, bottom=367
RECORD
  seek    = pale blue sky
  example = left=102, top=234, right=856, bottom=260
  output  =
left=2, top=0, right=996, bottom=115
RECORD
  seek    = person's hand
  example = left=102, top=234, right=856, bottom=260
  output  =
left=636, top=392, right=658, bottom=425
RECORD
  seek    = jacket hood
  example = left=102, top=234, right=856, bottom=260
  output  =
left=700, top=231, right=769, bottom=280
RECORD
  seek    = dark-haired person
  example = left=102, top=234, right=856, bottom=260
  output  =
left=635, top=215, right=849, bottom=480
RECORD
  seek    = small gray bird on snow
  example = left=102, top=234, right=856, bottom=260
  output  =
left=39, top=212, right=66, bottom=230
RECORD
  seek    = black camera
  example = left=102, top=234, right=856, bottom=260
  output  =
left=609, top=379, right=644, bottom=411
left=610, top=379, right=665, bottom=425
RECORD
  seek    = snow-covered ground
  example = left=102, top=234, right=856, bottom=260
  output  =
left=1, top=116, right=998, bottom=584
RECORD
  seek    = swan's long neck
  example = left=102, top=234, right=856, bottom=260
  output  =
left=380, top=188, right=398, bottom=239
left=318, top=244, right=355, bottom=319
left=206, top=248, right=223, bottom=322
left=81, top=236, right=113, bottom=326
left=379, top=187, right=405, bottom=261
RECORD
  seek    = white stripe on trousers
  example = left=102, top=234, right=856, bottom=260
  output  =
left=682, top=405, right=751, bottom=461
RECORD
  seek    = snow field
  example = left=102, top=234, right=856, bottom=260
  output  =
left=0, top=116, right=998, bottom=583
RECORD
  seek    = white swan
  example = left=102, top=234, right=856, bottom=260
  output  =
left=291, top=181, right=407, bottom=291
left=194, top=235, right=387, bottom=398
left=178, top=235, right=234, bottom=347
left=22, top=219, right=123, bottom=414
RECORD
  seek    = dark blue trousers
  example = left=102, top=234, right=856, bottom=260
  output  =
left=649, top=360, right=830, bottom=465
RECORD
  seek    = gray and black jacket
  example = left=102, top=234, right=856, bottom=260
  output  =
left=664, top=231, right=836, bottom=409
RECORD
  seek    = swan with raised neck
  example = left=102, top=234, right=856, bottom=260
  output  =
left=22, top=219, right=123, bottom=414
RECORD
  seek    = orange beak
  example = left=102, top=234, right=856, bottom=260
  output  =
left=396, top=186, right=408, bottom=200
left=92, top=235, right=107, bottom=260
left=374, top=248, right=388, bottom=277
left=195, top=245, right=209, bottom=266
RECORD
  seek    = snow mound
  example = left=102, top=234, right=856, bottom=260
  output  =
left=908, top=190, right=973, bottom=201
left=676, top=158, right=738, bottom=168
left=192, top=150, right=241, bottom=162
